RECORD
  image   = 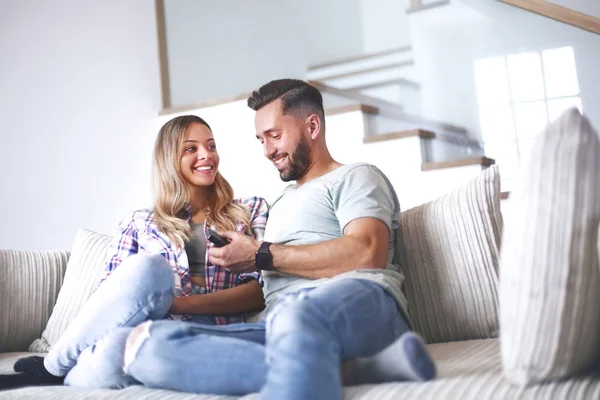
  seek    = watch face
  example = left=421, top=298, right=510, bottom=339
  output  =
left=256, top=242, right=271, bottom=270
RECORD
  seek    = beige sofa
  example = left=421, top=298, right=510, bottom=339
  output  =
left=1, top=163, right=599, bottom=399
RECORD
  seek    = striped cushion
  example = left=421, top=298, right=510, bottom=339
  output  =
left=0, top=251, right=69, bottom=352
left=500, top=109, right=600, bottom=385
left=29, top=229, right=111, bottom=352
left=400, top=165, right=502, bottom=343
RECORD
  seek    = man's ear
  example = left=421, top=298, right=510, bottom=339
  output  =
left=306, top=114, right=322, bottom=140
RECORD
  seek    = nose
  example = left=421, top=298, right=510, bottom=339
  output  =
left=197, top=146, right=212, bottom=160
left=263, top=140, right=276, bottom=159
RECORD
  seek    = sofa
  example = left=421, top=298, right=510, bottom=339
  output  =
left=1, top=110, right=599, bottom=399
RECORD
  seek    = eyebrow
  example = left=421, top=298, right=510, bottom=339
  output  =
left=184, top=138, right=215, bottom=143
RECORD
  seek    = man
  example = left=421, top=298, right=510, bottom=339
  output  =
left=0, top=79, right=435, bottom=399
left=120, top=79, right=435, bottom=399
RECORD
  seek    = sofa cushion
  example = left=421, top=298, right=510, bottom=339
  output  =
left=400, top=165, right=502, bottom=343
left=500, top=108, right=600, bottom=385
left=4, top=339, right=600, bottom=399
left=29, top=229, right=111, bottom=352
left=0, top=250, right=68, bottom=353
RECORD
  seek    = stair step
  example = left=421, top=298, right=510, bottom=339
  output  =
left=364, top=129, right=435, bottom=144
left=308, top=46, right=412, bottom=71
left=350, top=78, right=420, bottom=91
left=421, top=156, right=495, bottom=171
left=407, top=0, right=451, bottom=14
left=306, top=47, right=414, bottom=87
left=311, top=60, right=415, bottom=83
left=325, top=104, right=379, bottom=116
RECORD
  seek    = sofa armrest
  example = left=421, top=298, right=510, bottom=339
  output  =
left=0, top=250, right=69, bottom=352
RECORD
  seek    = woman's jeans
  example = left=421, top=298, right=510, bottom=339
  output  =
left=42, top=254, right=175, bottom=388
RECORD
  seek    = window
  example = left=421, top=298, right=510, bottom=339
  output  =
left=474, top=46, right=581, bottom=191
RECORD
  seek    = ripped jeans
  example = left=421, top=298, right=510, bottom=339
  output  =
left=66, top=279, right=409, bottom=400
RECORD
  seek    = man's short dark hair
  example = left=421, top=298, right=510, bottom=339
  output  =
left=247, top=79, right=325, bottom=124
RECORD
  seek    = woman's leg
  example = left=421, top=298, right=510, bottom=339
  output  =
left=41, top=254, right=175, bottom=376
left=64, top=328, right=139, bottom=389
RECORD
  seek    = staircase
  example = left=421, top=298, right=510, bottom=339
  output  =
left=305, top=47, right=420, bottom=113
left=304, top=0, right=488, bottom=184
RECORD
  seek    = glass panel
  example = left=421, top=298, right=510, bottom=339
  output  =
left=542, top=46, right=580, bottom=98
left=513, top=101, right=548, bottom=140
left=484, top=140, right=520, bottom=182
left=478, top=105, right=516, bottom=144
left=474, top=57, right=511, bottom=106
left=506, top=52, right=545, bottom=102
left=517, top=138, right=537, bottom=166
left=548, top=97, right=583, bottom=122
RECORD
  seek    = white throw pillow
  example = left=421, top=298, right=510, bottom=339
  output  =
left=500, top=108, right=600, bottom=385
left=400, top=165, right=502, bottom=344
left=29, top=229, right=111, bottom=352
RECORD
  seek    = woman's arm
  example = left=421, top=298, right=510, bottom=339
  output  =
left=169, top=280, right=264, bottom=315
left=96, top=212, right=140, bottom=288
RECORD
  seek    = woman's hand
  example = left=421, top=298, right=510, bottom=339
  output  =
left=169, top=296, right=190, bottom=315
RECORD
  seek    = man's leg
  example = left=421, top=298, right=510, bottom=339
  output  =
left=261, top=279, right=433, bottom=400
left=123, top=320, right=267, bottom=395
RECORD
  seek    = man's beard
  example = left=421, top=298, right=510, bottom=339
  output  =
left=279, top=136, right=311, bottom=182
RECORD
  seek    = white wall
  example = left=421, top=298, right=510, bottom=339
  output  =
left=164, top=0, right=365, bottom=107
left=0, top=0, right=161, bottom=250
left=359, top=0, right=412, bottom=53
left=546, top=0, right=600, bottom=19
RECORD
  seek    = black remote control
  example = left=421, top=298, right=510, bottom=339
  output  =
left=207, top=229, right=229, bottom=247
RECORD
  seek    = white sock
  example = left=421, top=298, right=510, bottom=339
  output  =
left=351, top=332, right=436, bottom=384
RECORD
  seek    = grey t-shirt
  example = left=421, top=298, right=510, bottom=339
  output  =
left=262, top=163, right=408, bottom=315
left=185, top=223, right=206, bottom=277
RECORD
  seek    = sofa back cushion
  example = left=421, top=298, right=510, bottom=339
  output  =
left=400, top=165, right=502, bottom=343
left=29, top=229, right=111, bottom=352
left=0, top=250, right=69, bottom=352
left=500, top=109, right=600, bottom=385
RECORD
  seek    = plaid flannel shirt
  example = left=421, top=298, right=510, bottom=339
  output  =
left=98, top=196, right=269, bottom=325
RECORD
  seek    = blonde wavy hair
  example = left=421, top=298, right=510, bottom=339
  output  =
left=152, top=115, right=251, bottom=248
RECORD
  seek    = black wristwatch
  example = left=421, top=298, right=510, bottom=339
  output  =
left=255, top=242, right=273, bottom=271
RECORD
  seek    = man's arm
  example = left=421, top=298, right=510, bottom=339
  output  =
left=209, top=217, right=390, bottom=278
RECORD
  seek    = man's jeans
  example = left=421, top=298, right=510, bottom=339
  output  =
left=43, top=254, right=175, bottom=385
left=121, top=279, right=410, bottom=400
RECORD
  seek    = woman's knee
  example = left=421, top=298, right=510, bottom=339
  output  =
left=117, top=254, right=175, bottom=293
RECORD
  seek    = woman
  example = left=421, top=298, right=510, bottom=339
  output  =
left=2, top=115, right=268, bottom=390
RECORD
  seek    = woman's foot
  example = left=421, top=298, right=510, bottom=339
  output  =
left=0, top=356, right=63, bottom=390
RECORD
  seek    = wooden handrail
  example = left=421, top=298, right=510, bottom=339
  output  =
left=497, top=0, right=600, bottom=35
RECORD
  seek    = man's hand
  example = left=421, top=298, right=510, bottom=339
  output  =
left=208, top=231, right=260, bottom=274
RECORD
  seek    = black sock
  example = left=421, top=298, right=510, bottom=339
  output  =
left=14, top=356, right=46, bottom=373
left=0, top=356, right=64, bottom=390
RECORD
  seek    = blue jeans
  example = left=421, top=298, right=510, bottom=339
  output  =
left=124, top=279, right=409, bottom=400
left=43, top=254, right=175, bottom=385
